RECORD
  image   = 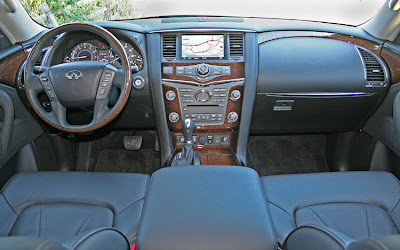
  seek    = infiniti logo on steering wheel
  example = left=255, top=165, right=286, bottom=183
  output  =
left=65, top=70, right=83, bottom=80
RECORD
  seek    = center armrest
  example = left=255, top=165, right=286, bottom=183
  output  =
left=137, top=165, right=277, bottom=249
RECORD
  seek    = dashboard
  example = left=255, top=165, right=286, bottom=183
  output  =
left=3, top=16, right=399, bottom=165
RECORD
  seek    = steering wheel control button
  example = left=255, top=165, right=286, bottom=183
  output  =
left=169, top=112, right=179, bottom=123
left=195, top=90, right=211, bottom=102
left=163, top=66, right=173, bottom=75
left=96, top=69, right=116, bottom=99
left=40, top=76, right=49, bottom=82
left=47, top=91, right=55, bottom=99
left=166, top=90, right=176, bottom=101
left=99, top=88, right=107, bottom=95
left=133, top=76, right=145, bottom=89
left=227, top=111, right=239, bottom=123
left=230, top=90, right=241, bottom=101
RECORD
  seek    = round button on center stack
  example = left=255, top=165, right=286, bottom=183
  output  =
left=197, top=64, right=210, bottom=77
left=195, top=89, right=211, bottom=102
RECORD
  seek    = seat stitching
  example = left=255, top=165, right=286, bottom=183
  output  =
left=365, top=238, right=391, bottom=250
left=308, top=207, right=327, bottom=227
left=14, top=201, right=116, bottom=215
left=136, top=176, right=154, bottom=246
left=267, top=201, right=292, bottom=217
left=1, top=193, right=17, bottom=215
left=115, top=197, right=145, bottom=216
left=256, top=173, right=280, bottom=249
left=388, top=198, right=400, bottom=233
left=390, top=196, right=400, bottom=214
left=74, top=207, right=102, bottom=235
left=39, top=204, right=41, bottom=238
left=366, top=205, right=370, bottom=238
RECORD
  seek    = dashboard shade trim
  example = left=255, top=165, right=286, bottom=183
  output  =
left=150, top=28, right=256, bottom=33
left=258, top=31, right=332, bottom=44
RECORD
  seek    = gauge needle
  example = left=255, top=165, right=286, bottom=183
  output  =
left=71, top=55, right=88, bottom=59
left=110, top=56, right=120, bottom=63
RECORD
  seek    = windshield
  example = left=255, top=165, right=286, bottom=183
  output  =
left=21, top=0, right=385, bottom=27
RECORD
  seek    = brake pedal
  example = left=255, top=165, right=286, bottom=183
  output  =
left=123, top=136, right=142, bottom=151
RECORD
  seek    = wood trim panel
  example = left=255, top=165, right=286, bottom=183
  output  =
left=161, top=62, right=244, bottom=83
left=0, top=50, right=27, bottom=88
left=163, top=83, right=243, bottom=131
left=170, top=148, right=239, bottom=166
left=198, top=148, right=239, bottom=165
left=325, top=34, right=382, bottom=54
left=172, top=130, right=235, bottom=149
left=381, top=47, right=400, bottom=84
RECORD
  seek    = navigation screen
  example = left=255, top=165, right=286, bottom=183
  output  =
left=182, top=35, right=224, bottom=59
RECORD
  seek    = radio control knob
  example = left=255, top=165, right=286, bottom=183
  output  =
left=227, top=111, right=238, bottom=123
left=195, top=89, right=211, bottom=102
left=230, top=90, right=241, bottom=101
left=197, top=64, right=210, bottom=76
left=166, top=90, right=176, bottom=101
left=169, top=112, right=179, bottom=123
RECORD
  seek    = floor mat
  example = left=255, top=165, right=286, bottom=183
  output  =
left=247, top=135, right=330, bottom=176
left=93, top=149, right=159, bottom=175
left=77, top=130, right=161, bottom=175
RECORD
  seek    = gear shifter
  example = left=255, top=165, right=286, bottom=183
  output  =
left=171, top=118, right=200, bottom=166
left=183, top=118, right=194, bottom=144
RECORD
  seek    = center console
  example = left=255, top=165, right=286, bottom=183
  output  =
left=136, top=166, right=277, bottom=249
left=160, top=33, right=245, bottom=165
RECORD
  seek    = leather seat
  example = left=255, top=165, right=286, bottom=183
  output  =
left=261, top=171, right=400, bottom=245
left=0, top=172, right=149, bottom=247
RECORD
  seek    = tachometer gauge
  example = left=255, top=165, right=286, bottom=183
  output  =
left=64, top=42, right=98, bottom=62
left=120, top=42, right=144, bottom=70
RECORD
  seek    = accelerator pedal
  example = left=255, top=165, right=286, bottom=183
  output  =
left=123, top=136, right=142, bottom=151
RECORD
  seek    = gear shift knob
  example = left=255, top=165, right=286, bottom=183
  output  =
left=182, top=118, right=194, bottom=143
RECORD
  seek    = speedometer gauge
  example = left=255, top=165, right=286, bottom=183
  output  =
left=64, top=43, right=98, bottom=62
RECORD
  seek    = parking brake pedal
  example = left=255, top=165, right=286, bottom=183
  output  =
left=123, top=136, right=142, bottom=151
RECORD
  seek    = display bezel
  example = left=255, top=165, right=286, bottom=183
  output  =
left=181, top=34, right=225, bottom=60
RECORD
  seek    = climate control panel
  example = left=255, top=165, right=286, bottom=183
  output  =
left=176, top=134, right=230, bottom=146
left=163, top=78, right=243, bottom=126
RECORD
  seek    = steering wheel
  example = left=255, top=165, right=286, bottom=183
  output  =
left=24, top=23, right=131, bottom=133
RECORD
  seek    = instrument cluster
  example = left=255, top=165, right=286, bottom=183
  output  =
left=63, top=40, right=143, bottom=70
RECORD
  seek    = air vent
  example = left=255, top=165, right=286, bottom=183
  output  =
left=357, top=47, right=386, bottom=86
left=162, top=35, right=177, bottom=59
left=229, top=34, right=243, bottom=57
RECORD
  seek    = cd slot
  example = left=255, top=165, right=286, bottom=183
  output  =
left=187, top=104, right=219, bottom=107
